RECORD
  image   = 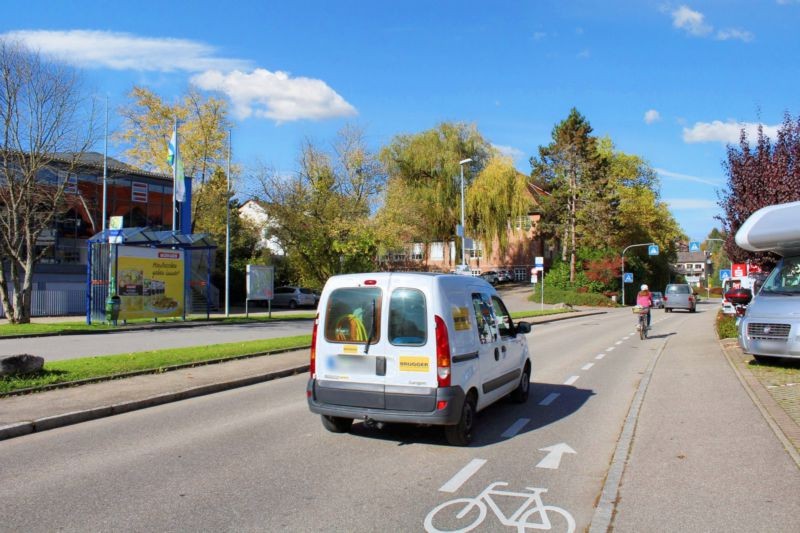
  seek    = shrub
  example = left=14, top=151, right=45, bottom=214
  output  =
left=716, top=311, right=738, bottom=339
left=530, top=286, right=617, bottom=307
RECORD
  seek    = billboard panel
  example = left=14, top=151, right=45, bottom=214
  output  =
left=247, top=265, right=274, bottom=301
left=117, top=246, right=185, bottom=320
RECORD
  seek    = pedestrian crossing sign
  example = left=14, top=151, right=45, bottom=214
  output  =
left=624, top=272, right=634, bottom=283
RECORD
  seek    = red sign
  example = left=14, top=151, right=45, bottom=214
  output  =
left=731, top=263, right=747, bottom=277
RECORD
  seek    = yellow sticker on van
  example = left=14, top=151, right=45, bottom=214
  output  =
left=342, top=345, right=359, bottom=354
left=452, top=306, right=472, bottom=331
left=399, top=356, right=430, bottom=372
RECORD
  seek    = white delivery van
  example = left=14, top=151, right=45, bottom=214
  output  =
left=735, top=200, right=800, bottom=362
left=306, top=272, right=532, bottom=445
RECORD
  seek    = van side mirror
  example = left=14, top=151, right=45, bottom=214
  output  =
left=516, top=321, right=532, bottom=335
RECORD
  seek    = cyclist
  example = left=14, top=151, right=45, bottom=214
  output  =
left=636, top=284, right=653, bottom=329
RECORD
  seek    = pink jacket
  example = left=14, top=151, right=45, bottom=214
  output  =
left=636, top=292, right=653, bottom=308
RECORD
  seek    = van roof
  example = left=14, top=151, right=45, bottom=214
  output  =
left=735, top=200, right=800, bottom=256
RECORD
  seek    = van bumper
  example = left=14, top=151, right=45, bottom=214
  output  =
left=307, top=378, right=465, bottom=426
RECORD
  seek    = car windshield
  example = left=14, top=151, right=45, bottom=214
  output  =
left=667, top=285, right=690, bottom=294
left=759, top=256, right=800, bottom=295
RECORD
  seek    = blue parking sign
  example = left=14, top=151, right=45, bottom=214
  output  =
left=623, top=272, right=634, bottom=283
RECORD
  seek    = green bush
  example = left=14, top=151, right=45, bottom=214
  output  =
left=530, top=285, right=616, bottom=307
left=716, top=311, right=738, bottom=339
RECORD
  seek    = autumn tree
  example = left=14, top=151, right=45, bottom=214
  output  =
left=378, top=122, right=492, bottom=262
left=117, top=86, right=232, bottom=231
left=718, top=114, right=800, bottom=268
left=530, top=108, right=609, bottom=282
left=250, top=125, right=385, bottom=286
left=0, top=40, right=96, bottom=323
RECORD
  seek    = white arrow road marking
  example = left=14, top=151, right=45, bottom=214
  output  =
left=439, top=459, right=487, bottom=493
left=582, top=363, right=594, bottom=370
left=539, top=392, right=560, bottom=406
left=536, top=443, right=577, bottom=469
left=564, top=375, right=579, bottom=386
left=501, top=418, right=530, bottom=438
left=595, top=353, right=606, bottom=360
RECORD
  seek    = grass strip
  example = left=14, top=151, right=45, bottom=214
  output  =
left=0, top=334, right=311, bottom=395
left=0, top=313, right=316, bottom=338
left=511, top=308, right=573, bottom=319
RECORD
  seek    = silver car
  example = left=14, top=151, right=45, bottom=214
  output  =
left=273, top=286, right=316, bottom=309
left=663, top=283, right=696, bottom=312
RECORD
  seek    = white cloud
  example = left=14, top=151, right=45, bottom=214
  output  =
left=492, top=144, right=524, bottom=160
left=192, top=69, right=357, bottom=122
left=664, top=198, right=719, bottom=210
left=682, top=120, right=781, bottom=144
left=655, top=168, right=722, bottom=187
left=672, top=6, right=712, bottom=36
left=716, top=28, right=754, bottom=42
left=644, top=109, right=661, bottom=124
left=1, top=30, right=249, bottom=72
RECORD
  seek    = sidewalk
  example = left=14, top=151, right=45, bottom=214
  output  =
left=0, top=309, right=605, bottom=441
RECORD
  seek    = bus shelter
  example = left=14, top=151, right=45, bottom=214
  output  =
left=86, top=228, right=217, bottom=324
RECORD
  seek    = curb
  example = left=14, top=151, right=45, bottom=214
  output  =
left=0, top=364, right=309, bottom=442
left=718, top=338, right=800, bottom=468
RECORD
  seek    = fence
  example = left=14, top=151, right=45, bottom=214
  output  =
left=0, top=288, right=85, bottom=318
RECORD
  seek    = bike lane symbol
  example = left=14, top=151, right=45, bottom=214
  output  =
left=424, top=481, right=575, bottom=532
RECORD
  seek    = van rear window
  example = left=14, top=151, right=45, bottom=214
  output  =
left=324, top=288, right=382, bottom=344
left=389, top=288, right=427, bottom=346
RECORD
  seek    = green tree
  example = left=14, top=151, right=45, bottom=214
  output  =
left=530, top=109, right=608, bottom=282
left=250, top=125, right=385, bottom=286
left=117, top=86, right=232, bottom=231
left=0, top=40, right=96, bottom=323
left=379, top=122, right=492, bottom=262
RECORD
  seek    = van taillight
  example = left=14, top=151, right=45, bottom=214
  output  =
left=435, top=315, right=451, bottom=388
left=310, top=313, right=319, bottom=377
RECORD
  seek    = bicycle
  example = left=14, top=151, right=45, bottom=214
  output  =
left=424, top=481, right=575, bottom=533
left=633, top=305, right=650, bottom=340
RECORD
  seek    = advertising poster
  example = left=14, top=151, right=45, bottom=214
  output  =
left=117, top=246, right=184, bottom=320
left=247, top=265, right=274, bottom=301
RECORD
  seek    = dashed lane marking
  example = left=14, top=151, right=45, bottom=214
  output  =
left=439, top=459, right=487, bottom=493
left=595, top=353, right=606, bottom=360
left=564, top=375, right=580, bottom=386
left=501, top=418, right=531, bottom=438
left=582, top=363, right=595, bottom=370
left=539, top=392, right=560, bottom=406
left=606, top=347, right=615, bottom=352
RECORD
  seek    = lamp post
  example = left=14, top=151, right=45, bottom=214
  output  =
left=224, top=130, right=231, bottom=317
left=621, top=242, right=656, bottom=306
left=458, top=158, right=472, bottom=269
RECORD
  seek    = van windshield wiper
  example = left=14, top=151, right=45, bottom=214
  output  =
left=364, top=299, right=377, bottom=354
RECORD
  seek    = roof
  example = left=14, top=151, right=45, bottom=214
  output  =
left=52, top=151, right=176, bottom=182
left=735, top=200, right=800, bottom=256
left=675, top=251, right=707, bottom=263
left=88, top=228, right=216, bottom=248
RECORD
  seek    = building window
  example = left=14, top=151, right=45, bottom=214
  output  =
left=411, top=243, right=424, bottom=260
left=131, top=182, right=148, bottom=203
left=515, top=215, right=532, bottom=231
left=430, top=242, right=444, bottom=260
left=60, top=172, right=78, bottom=194
left=469, top=242, right=483, bottom=258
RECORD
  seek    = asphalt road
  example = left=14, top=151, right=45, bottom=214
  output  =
left=3, top=304, right=797, bottom=531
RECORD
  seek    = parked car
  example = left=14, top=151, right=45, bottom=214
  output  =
left=651, top=291, right=664, bottom=309
left=480, top=271, right=499, bottom=285
left=272, top=286, right=316, bottom=309
left=663, top=283, right=696, bottom=312
left=307, top=272, right=532, bottom=445
left=497, top=270, right=514, bottom=283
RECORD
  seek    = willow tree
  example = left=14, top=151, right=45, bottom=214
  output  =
left=0, top=40, right=96, bottom=323
left=378, top=122, right=492, bottom=262
left=117, top=86, right=232, bottom=231
left=466, top=155, right=531, bottom=258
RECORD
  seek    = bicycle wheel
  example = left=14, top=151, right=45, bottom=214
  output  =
left=520, top=504, right=576, bottom=533
left=639, top=317, right=645, bottom=340
left=424, top=498, right=487, bottom=533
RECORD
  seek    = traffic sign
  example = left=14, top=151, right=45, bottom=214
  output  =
left=689, top=241, right=700, bottom=252
left=648, top=244, right=659, bottom=256
left=535, top=256, right=544, bottom=268
left=623, top=272, right=634, bottom=283
left=719, top=269, right=731, bottom=281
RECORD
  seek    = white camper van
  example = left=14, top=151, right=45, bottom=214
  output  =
left=306, top=272, right=532, bottom=445
left=735, top=200, right=800, bottom=362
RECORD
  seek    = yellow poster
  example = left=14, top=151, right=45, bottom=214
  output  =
left=399, top=356, right=430, bottom=373
left=116, top=246, right=184, bottom=320
left=451, top=306, right=472, bottom=331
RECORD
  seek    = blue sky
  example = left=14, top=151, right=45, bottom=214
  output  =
left=3, top=1, right=799, bottom=242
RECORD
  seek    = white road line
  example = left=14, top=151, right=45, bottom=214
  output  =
left=439, top=459, right=487, bottom=493
left=539, top=392, right=560, bottom=405
left=501, top=418, right=531, bottom=438
left=606, top=347, right=615, bottom=352
left=582, top=363, right=595, bottom=370
left=564, top=375, right=580, bottom=386
left=615, top=341, right=623, bottom=345
left=595, top=353, right=606, bottom=360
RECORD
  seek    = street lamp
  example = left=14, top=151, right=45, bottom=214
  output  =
left=225, top=130, right=231, bottom=317
left=621, top=242, right=656, bottom=306
left=458, top=158, right=472, bottom=269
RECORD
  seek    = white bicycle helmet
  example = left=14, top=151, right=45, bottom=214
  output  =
left=640, top=284, right=649, bottom=291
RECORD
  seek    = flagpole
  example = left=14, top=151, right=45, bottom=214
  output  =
left=172, top=119, right=177, bottom=233
left=102, top=96, right=108, bottom=232
left=225, top=129, right=231, bottom=317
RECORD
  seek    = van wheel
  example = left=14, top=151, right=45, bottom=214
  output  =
left=445, top=396, right=476, bottom=446
left=288, top=300, right=298, bottom=309
left=321, top=415, right=353, bottom=433
left=510, top=366, right=530, bottom=404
